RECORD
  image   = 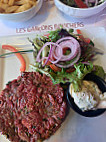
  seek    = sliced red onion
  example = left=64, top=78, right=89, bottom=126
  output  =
left=55, top=47, right=81, bottom=68
left=36, top=42, right=62, bottom=63
left=38, top=57, right=48, bottom=62
left=53, top=36, right=80, bottom=60
left=56, top=36, right=78, bottom=44
left=88, top=0, right=96, bottom=3
left=89, top=0, right=98, bottom=6
left=95, top=0, right=98, bottom=6
left=36, top=36, right=81, bottom=68
left=85, top=0, right=98, bottom=7
left=85, top=0, right=89, bottom=6
left=58, top=40, right=79, bottom=61
left=50, top=44, right=63, bottom=64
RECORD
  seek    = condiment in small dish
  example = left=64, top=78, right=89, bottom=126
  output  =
left=67, top=73, right=106, bottom=117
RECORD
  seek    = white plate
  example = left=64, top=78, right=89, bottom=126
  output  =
left=0, top=27, right=106, bottom=142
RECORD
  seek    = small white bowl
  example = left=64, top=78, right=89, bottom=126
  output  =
left=0, top=0, right=43, bottom=22
left=54, top=0, right=106, bottom=18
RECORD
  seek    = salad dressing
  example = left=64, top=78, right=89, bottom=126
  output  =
left=69, top=80, right=106, bottom=111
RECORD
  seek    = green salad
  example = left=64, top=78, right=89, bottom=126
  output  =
left=29, top=28, right=105, bottom=92
left=60, top=0, right=105, bottom=8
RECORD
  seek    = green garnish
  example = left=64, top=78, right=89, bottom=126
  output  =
left=0, top=49, right=33, bottom=58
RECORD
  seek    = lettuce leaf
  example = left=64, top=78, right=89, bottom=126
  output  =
left=49, top=62, right=93, bottom=91
left=92, top=65, right=106, bottom=80
left=30, top=62, right=105, bottom=92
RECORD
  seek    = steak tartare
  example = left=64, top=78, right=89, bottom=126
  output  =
left=0, top=72, right=67, bottom=142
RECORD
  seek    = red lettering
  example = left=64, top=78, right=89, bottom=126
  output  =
left=41, top=25, right=47, bottom=30
left=48, top=25, right=53, bottom=30
left=16, top=28, right=26, bottom=33
left=33, top=26, right=41, bottom=31
left=16, top=28, right=19, bottom=33
left=27, top=27, right=33, bottom=32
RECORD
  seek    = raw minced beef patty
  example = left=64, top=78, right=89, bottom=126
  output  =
left=0, top=72, right=67, bottom=142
